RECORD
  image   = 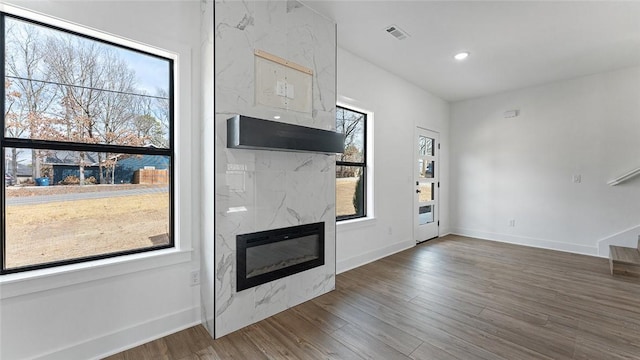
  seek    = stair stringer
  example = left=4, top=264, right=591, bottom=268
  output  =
left=598, top=224, right=640, bottom=258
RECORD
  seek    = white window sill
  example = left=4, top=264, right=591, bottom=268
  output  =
left=0, top=248, right=193, bottom=299
left=337, top=216, right=376, bottom=231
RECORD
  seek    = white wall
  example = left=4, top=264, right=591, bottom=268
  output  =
left=0, top=2, right=203, bottom=359
left=336, top=48, right=450, bottom=273
left=451, top=66, right=640, bottom=256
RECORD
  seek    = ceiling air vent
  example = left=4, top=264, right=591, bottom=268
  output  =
left=385, top=24, right=409, bottom=40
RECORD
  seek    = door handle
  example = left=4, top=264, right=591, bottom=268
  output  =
left=416, top=189, right=421, bottom=193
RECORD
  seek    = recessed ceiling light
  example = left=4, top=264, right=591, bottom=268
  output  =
left=454, top=52, right=470, bottom=61
left=273, top=115, right=281, bottom=119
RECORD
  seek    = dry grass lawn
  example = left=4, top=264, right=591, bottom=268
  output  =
left=5, top=193, right=169, bottom=269
left=336, top=177, right=357, bottom=217
left=5, top=179, right=356, bottom=269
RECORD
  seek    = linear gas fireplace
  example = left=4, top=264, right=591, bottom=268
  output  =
left=236, top=222, right=325, bottom=291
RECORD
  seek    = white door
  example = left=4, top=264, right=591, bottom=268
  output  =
left=414, top=128, right=439, bottom=243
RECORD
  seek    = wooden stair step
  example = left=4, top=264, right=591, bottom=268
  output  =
left=609, top=245, right=640, bottom=277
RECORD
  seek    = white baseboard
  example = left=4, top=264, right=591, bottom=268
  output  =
left=451, top=228, right=599, bottom=257
left=337, top=239, right=415, bottom=274
left=34, top=306, right=201, bottom=360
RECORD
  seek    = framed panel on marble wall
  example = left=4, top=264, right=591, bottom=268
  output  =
left=255, top=49, right=312, bottom=114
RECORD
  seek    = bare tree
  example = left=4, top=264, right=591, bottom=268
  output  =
left=6, top=19, right=170, bottom=187
left=94, top=50, right=141, bottom=184
left=5, top=20, right=58, bottom=179
left=4, top=80, right=22, bottom=181
left=135, top=93, right=168, bottom=147
left=45, top=36, right=107, bottom=185
left=336, top=108, right=364, bottom=177
left=153, top=89, right=170, bottom=148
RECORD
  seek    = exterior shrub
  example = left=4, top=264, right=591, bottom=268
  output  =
left=59, top=175, right=97, bottom=185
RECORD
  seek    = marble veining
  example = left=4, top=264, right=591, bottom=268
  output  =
left=214, top=0, right=336, bottom=337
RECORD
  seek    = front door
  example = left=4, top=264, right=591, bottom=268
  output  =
left=414, top=128, right=439, bottom=243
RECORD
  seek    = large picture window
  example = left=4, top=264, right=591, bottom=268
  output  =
left=1, top=13, right=174, bottom=273
left=336, top=106, right=366, bottom=221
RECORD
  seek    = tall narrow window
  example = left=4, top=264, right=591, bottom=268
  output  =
left=1, top=13, right=174, bottom=273
left=336, top=106, right=366, bottom=220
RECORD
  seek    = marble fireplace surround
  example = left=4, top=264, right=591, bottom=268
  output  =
left=212, top=1, right=337, bottom=338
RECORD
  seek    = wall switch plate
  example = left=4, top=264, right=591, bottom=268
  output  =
left=286, top=83, right=295, bottom=99
left=572, top=174, right=582, bottom=184
left=190, top=270, right=200, bottom=286
left=276, top=81, right=287, bottom=97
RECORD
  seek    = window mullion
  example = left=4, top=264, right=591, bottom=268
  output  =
left=2, top=138, right=171, bottom=156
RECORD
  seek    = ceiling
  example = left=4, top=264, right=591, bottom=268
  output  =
left=304, top=1, right=640, bottom=102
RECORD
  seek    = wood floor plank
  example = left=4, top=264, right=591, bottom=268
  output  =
left=573, top=336, right=640, bottom=360
left=312, top=290, right=424, bottom=355
left=107, top=235, right=640, bottom=360
left=206, top=328, right=268, bottom=360
left=409, top=341, right=462, bottom=360
left=336, top=287, right=558, bottom=360
left=266, top=310, right=363, bottom=360
left=291, top=298, right=349, bottom=333
left=330, top=324, right=412, bottom=360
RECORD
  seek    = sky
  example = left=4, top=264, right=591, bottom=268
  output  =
left=6, top=16, right=170, bottom=98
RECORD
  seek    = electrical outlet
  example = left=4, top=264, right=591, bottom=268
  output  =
left=388, top=227, right=393, bottom=235
left=190, top=270, right=200, bottom=286
left=509, top=219, right=516, bottom=227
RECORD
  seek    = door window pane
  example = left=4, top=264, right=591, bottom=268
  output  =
left=418, top=183, right=434, bottom=202
left=418, top=205, right=434, bottom=225
left=419, top=160, right=434, bottom=178
left=418, top=136, right=433, bottom=156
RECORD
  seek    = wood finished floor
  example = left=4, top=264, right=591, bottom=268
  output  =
left=105, top=235, right=640, bottom=360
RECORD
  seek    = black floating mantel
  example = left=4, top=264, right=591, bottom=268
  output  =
left=227, top=115, right=345, bottom=154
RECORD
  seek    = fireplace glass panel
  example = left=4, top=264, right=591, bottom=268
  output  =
left=236, top=222, right=325, bottom=291
left=246, top=234, right=320, bottom=278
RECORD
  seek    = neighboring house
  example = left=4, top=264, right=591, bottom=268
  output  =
left=45, top=151, right=100, bottom=184
left=115, top=154, right=169, bottom=184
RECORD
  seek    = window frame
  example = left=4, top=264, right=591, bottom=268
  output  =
left=0, top=12, right=175, bottom=275
left=336, top=105, right=367, bottom=221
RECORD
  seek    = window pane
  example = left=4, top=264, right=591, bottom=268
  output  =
left=419, top=160, right=434, bottom=179
left=336, top=165, right=364, bottom=218
left=336, top=107, right=365, bottom=163
left=418, top=183, right=434, bottom=202
left=4, top=16, right=171, bottom=148
left=3, top=147, right=170, bottom=270
left=419, top=136, right=433, bottom=156
left=419, top=205, right=434, bottom=225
